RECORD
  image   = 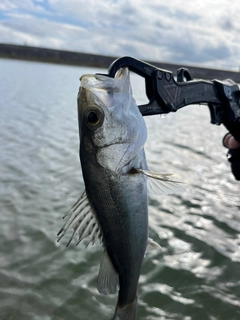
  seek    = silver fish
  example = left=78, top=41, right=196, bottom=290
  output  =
left=57, top=68, right=183, bottom=320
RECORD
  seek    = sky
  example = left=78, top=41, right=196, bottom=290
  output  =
left=0, top=0, right=240, bottom=71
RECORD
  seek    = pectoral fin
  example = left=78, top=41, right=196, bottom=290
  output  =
left=136, top=169, right=185, bottom=195
left=57, top=191, right=103, bottom=247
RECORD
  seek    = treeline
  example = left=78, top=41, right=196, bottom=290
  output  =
left=0, top=43, right=240, bottom=82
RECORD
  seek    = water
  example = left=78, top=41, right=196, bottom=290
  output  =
left=0, top=58, right=239, bottom=320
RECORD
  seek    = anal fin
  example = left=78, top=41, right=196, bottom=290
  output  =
left=145, top=238, right=161, bottom=254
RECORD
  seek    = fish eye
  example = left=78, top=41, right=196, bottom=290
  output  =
left=87, top=111, right=98, bottom=124
left=85, top=106, right=104, bottom=128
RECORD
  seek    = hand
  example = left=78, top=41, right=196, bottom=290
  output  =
left=223, top=133, right=240, bottom=150
left=223, top=133, right=240, bottom=181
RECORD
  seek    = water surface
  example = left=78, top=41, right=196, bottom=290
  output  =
left=0, top=59, right=239, bottom=320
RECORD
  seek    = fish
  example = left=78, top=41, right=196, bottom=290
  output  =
left=57, top=68, right=183, bottom=320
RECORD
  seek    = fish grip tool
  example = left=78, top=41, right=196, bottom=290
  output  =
left=105, top=56, right=240, bottom=143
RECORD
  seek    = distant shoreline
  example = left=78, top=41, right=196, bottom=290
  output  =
left=1, top=43, right=240, bottom=82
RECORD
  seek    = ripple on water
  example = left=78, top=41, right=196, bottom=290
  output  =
left=0, top=60, right=240, bottom=320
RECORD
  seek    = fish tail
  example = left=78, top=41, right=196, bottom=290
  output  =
left=112, top=296, right=137, bottom=320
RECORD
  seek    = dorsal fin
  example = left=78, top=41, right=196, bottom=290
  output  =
left=57, top=191, right=103, bottom=247
left=97, top=250, right=119, bottom=295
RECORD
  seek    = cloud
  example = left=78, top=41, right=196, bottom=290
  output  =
left=0, top=0, right=240, bottom=70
